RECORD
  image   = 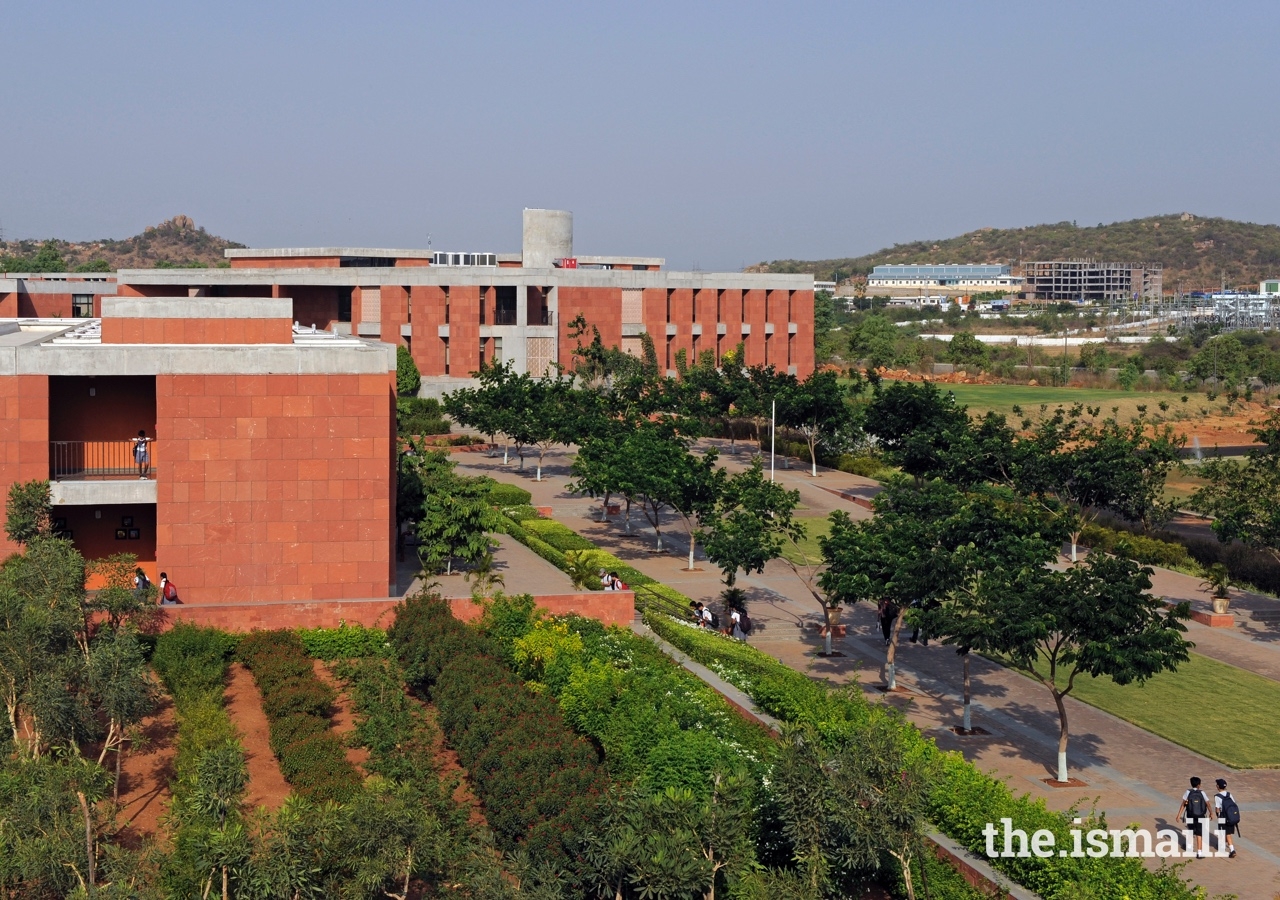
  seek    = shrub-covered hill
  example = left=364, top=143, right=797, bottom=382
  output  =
left=0, top=215, right=243, bottom=272
left=753, top=213, right=1280, bottom=291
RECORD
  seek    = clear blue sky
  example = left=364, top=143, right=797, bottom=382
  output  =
left=2, top=1, right=1276, bottom=270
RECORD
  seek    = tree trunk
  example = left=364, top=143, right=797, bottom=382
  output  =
left=890, top=850, right=916, bottom=900
left=536, top=448, right=544, bottom=481
left=624, top=498, right=632, bottom=533
left=599, top=491, right=612, bottom=522
left=502, top=442, right=509, bottom=464
left=77, top=791, right=96, bottom=893
left=222, top=864, right=228, bottom=900
left=1070, top=530, right=1080, bottom=563
left=962, top=653, right=972, bottom=732
left=885, top=610, right=904, bottom=690
left=114, top=734, right=124, bottom=805
left=809, top=435, right=819, bottom=477
left=823, top=606, right=833, bottom=655
left=1052, top=688, right=1070, bottom=783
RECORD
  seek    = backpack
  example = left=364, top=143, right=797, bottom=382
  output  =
left=163, top=582, right=179, bottom=603
left=1187, top=789, right=1208, bottom=818
left=1219, top=792, right=1241, bottom=826
left=710, top=611, right=720, bottom=629
left=739, top=613, right=752, bottom=635
left=136, top=573, right=150, bottom=591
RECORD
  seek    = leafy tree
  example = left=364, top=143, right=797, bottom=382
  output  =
left=412, top=453, right=501, bottom=575
left=28, top=240, right=68, bottom=273
left=1189, top=333, right=1250, bottom=386
left=444, top=360, right=522, bottom=463
left=515, top=373, right=591, bottom=481
left=846, top=315, right=906, bottom=369
left=701, top=459, right=803, bottom=593
left=87, top=629, right=156, bottom=803
left=5, top=479, right=52, bottom=546
left=863, top=381, right=975, bottom=484
left=1192, top=410, right=1280, bottom=562
left=624, top=423, right=722, bottom=561
left=74, top=258, right=112, bottom=273
left=945, top=331, right=989, bottom=370
left=1013, top=408, right=1183, bottom=560
left=977, top=553, right=1191, bottom=783
left=568, top=415, right=635, bottom=523
left=395, top=344, right=421, bottom=397
left=777, top=370, right=859, bottom=477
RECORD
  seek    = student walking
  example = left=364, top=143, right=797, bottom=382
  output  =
left=1176, top=776, right=1212, bottom=858
left=133, top=568, right=151, bottom=601
left=729, top=608, right=745, bottom=640
left=158, top=572, right=180, bottom=606
left=1214, top=778, right=1240, bottom=858
left=877, top=599, right=898, bottom=645
left=133, top=430, right=152, bottom=479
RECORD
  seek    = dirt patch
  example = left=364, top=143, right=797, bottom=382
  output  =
left=225, top=662, right=291, bottom=811
left=416, top=698, right=488, bottom=828
left=114, top=695, right=178, bottom=845
left=312, top=660, right=371, bottom=774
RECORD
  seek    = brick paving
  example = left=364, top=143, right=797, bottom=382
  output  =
left=454, top=447, right=1280, bottom=897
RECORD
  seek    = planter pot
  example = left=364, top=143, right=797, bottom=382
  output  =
left=824, top=606, right=843, bottom=627
left=1211, top=597, right=1230, bottom=615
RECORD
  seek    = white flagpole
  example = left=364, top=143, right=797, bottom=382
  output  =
left=770, top=399, right=776, bottom=482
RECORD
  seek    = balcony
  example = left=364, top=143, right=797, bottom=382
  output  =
left=52, top=440, right=155, bottom=481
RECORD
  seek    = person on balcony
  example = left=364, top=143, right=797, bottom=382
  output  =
left=133, top=429, right=152, bottom=479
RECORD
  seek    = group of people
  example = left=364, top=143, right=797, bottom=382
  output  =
left=689, top=601, right=752, bottom=641
left=134, top=568, right=181, bottom=606
left=1175, top=776, right=1242, bottom=858
left=599, top=571, right=629, bottom=591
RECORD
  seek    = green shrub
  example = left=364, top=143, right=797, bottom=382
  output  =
left=396, top=344, right=422, bottom=397
left=1079, top=523, right=1190, bottom=569
left=499, top=504, right=540, bottom=522
left=297, top=623, right=390, bottom=660
left=389, top=592, right=607, bottom=869
left=522, top=518, right=597, bottom=552
left=488, top=483, right=533, bottom=507
left=644, top=612, right=1199, bottom=900
left=152, top=623, right=238, bottom=705
left=834, top=454, right=890, bottom=478
left=236, top=629, right=361, bottom=801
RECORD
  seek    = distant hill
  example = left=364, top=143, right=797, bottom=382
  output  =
left=0, top=216, right=244, bottom=272
left=752, top=214, right=1280, bottom=291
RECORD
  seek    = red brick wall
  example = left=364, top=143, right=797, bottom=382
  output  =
left=743, top=289, right=767, bottom=366
left=0, top=292, right=15, bottom=316
left=158, top=590, right=633, bottom=631
left=0, top=375, right=49, bottom=557
left=101, top=317, right=293, bottom=345
left=791, top=289, right=815, bottom=376
left=410, top=286, right=447, bottom=376
left=380, top=285, right=409, bottom=347
left=557, top=286, right=622, bottom=372
left=287, top=285, right=341, bottom=332
left=448, top=286, right=480, bottom=376
left=394, top=259, right=432, bottom=268
left=154, top=372, right=395, bottom=604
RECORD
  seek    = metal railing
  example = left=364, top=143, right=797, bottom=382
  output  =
left=50, top=440, right=154, bottom=480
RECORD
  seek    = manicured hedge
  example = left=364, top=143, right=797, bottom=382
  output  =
left=645, top=614, right=1199, bottom=900
left=237, top=630, right=361, bottom=803
left=389, top=591, right=607, bottom=870
left=487, top=482, right=533, bottom=507
left=296, top=623, right=390, bottom=660
left=152, top=624, right=239, bottom=780
left=1079, top=523, right=1191, bottom=570
left=479, top=597, right=774, bottom=794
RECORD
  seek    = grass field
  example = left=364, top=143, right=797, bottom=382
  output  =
left=1028, top=652, right=1280, bottom=768
left=910, top=382, right=1209, bottom=423
left=783, top=515, right=832, bottom=566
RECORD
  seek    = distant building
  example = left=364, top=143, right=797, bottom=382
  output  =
left=1022, top=260, right=1162, bottom=303
left=0, top=273, right=117, bottom=318
left=1261, top=279, right=1280, bottom=296
left=814, top=281, right=837, bottom=294
left=867, top=264, right=1022, bottom=298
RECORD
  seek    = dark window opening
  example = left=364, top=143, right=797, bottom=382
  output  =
left=337, top=287, right=353, bottom=323
left=479, top=287, right=486, bottom=325
left=339, top=257, right=395, bottom=267
left=72, top=295, right=94, bottom=318
left=495, top=286, right=518, bottom=325
left=443, top=286, right=450, bottom=324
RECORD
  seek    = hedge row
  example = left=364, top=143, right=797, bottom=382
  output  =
left=487, top=482, right=533, bottom=507
left=296, top=623, right=390, bottom=660
left=237, top=630, right=362, bottom=802
left=389, top=591, right=608, bottom=870
left=502, top=510, right=695, bottom=612
left=479, top=597, right=774, bottom=793
left=1078, top=523, right=1192, bottom=570
left=151, top=624, right=239, bottom=784
left=645, top=614, right=1199, bottom=900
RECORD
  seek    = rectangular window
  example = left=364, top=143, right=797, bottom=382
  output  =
left=666, top=289, right=673, bottom=323
left=443, top=286, right=450, bottom=324
left=716, top=289, right=723, bottom=321
left=479, top=287, right=486, bottom=325
left=479, top=338, right=486, bottom=368
left=666, top=336, right=673, bottom=370
left=494, top=286, right=517, bottom=325
left=337, top=288, right=353, bottom=323
left=443, top=338, right=450, bottom=375
left=72, top=294, right=94, bottom=317
left=493, top=336, right=503, bottom=364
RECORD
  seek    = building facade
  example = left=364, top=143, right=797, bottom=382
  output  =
left=0, top=273, right=117, bottom=318
left=113, top=209, right=816, bottom=390
left=867, top=264, right=1022, bottom=298
left=0, top=297, right=397, bottom=604
left=1022, top=260, right=1163, bottom=303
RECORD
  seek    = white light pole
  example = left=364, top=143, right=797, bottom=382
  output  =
left=770, top=399, right=776, bottom=483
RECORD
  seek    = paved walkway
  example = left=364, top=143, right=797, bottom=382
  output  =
left=453, top=447, right=1280, bottom=897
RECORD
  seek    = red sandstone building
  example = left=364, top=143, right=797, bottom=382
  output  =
left=1, top=210, right=813, bottom=614
left=112, top=209, right=817, bottom=391
left=0, top=297, right=396, bottom=605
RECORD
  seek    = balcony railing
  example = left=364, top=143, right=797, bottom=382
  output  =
left=51, top=440, right=155, bottom=480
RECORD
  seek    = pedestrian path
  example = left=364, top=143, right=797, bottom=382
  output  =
left=453, top=447, right=1280, bottom=897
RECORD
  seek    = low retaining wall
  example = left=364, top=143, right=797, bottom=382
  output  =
left=160, top=591, right=636, bottom=632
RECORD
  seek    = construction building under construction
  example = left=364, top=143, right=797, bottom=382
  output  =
left=1023, top=260, right=1162, bottom=303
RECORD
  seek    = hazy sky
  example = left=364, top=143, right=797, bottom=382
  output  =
left=3, top=1, right=1277, bottom=270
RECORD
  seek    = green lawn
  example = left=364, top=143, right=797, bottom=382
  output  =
left=907, top=382, right=1207, bottom=423
left=1029, top=652, right=1280, bottom=768
left=782, top=516, right=832, bottom=566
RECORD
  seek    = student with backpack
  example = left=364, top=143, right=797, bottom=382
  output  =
left=1176, top=776, right=1212, bottom=858
left=1214, top=778, right=1239, bottom=858
left=159, top=572, right=181, bottom=606
left=133, top=567, right=151, bottom=601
